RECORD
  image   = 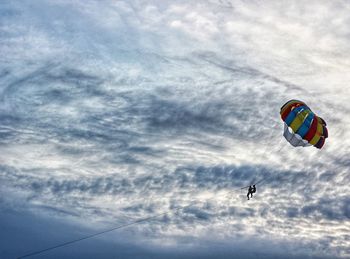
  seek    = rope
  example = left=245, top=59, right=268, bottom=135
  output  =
left=17, top=183, right=258, bottom=259
left=17, top=137, right=285, bottom=259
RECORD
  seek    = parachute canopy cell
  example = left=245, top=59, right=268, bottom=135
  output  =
left=280, top=100, right=328, bottom=149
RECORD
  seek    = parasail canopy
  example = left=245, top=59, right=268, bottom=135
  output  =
left=280, top=100, right=328, bottom=149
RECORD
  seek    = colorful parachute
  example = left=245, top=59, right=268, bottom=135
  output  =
left=280, top=100, right=328, bottom=149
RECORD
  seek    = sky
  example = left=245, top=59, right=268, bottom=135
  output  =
left=0, top=0, right=350, bottom=258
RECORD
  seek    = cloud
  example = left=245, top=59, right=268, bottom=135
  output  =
left=1, top=0, right=350, bottom=258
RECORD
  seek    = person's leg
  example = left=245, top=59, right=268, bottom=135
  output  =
left=247, top=193, right=250, bottom=200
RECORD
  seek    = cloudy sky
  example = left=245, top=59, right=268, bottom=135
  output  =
left=1, top=0, right=350, bottom=258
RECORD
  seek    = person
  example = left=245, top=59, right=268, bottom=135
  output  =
left=247, top=185, right=257, bottom=200
left=247, top=185, right=253, bottom=200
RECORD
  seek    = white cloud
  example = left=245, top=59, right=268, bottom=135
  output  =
left=1, top=0, right=350, bottom=258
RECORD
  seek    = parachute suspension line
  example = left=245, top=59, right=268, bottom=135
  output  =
left=17, top=185, right=246, bottom=259
left=240, top=137, right=286, bottom=191
left=251, top=139, right=288, bottom=190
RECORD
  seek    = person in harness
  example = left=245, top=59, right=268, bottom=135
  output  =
left=247, top=185, right=256, bottom=200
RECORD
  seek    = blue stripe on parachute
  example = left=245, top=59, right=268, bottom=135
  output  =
left=284, top=105, right=308, bottom=126
left=296, top=112, right=314, bottom=138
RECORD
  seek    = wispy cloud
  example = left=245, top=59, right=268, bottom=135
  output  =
left=1, top=0, right=350, bottom=258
